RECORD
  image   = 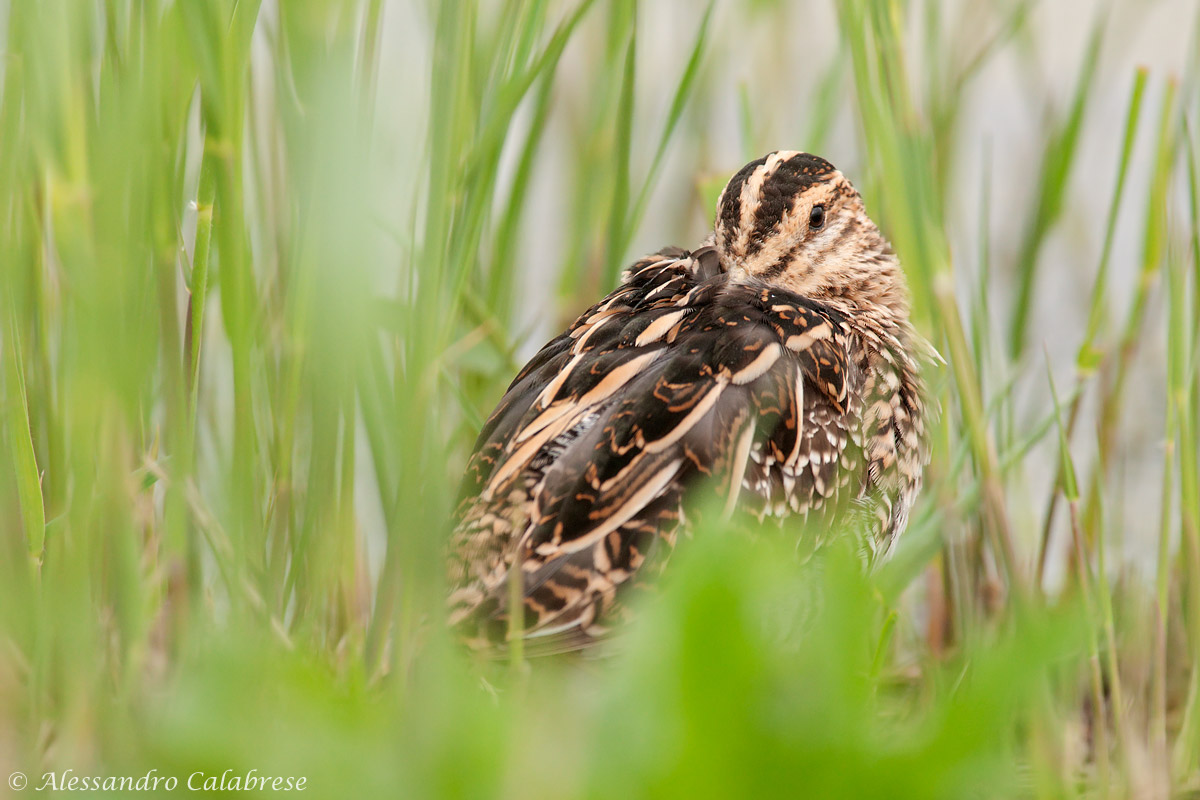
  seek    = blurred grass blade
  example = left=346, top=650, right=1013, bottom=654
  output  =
left=1044, top=356, right=1077, bottom=504
left=625, top=1, right=714, bottom=243
left=1037, top=68, right=1148, bottom=584
left=1046, top=353, right=1116, bottom=782
left=1008, top=15, right=1103, bottom=359
left=839, top=0, right=1021, bottom=597
left=1084, top=79, right=1178, bottom=536
left=488, top=74, right=555, bottom=322
left=602, top=24, right=637, bottom=289
left=185, top=152, right=217, bottom=409
left=4, top=313, right=45, bottom=565
left=1077, top=68, right=1149, bottom=372
left=1170, top=115, right=1200, bottom=776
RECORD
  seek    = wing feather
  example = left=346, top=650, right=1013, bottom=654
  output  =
left=451, top=246, right=873, bottom=649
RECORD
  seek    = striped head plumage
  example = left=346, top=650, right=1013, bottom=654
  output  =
left=715, top=151, right=909, bottom=323
left=448, top=151, right=932, bottom=653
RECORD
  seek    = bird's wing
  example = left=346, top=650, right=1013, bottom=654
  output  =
left=449, top=249, right=863, bottom=648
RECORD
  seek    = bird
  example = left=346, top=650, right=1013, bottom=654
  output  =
left=447, top=151, right=931, bottom=653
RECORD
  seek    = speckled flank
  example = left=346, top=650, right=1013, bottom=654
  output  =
left=449, top=152, right=932, bottom=653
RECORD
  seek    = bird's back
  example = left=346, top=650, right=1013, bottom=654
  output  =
left=448, top=244, right=924, bottom=651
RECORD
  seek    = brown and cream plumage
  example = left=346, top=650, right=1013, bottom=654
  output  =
left=448, top=151, right=931, bottom=651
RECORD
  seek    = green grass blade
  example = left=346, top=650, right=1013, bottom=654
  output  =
left=1170, top=115, right=1200, bottom=776
left=1076, top=68, right=1149, bottom=373
left=4, top=314, right=45, bottom=565
left=185, top=151, right=217, bottom=411
left=602, top=24, right=637, bottom=289
left=625, top=0, right=714, bottom=242
left=1008, top=15, right=1104, bottom=359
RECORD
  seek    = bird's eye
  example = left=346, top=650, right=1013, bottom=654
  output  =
left=809, top=204, right=826, bottom=230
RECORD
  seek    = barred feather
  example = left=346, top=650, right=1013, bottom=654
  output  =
left=448, top=151, right=932, bottom=651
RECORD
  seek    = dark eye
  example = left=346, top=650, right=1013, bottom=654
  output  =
left=809, top=204, right=826, bottom=230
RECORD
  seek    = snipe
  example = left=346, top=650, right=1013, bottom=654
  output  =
left=448, top=151, right=932, bottom=652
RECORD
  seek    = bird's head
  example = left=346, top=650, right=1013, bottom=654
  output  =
left=714, top=151, right=908, bottom=320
